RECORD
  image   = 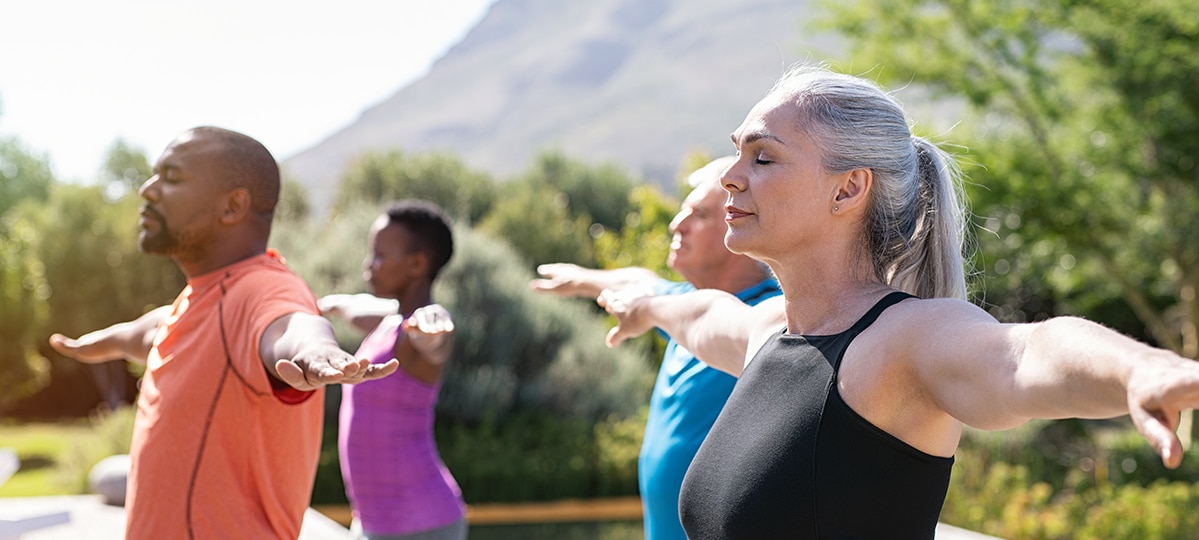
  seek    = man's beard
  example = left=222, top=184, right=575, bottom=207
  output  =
left=138, top=211, right=177, bottom=255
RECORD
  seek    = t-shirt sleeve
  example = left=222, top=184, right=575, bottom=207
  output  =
left=225, top=266, right=320, bottom=396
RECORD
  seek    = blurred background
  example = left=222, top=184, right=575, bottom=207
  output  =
left=3, top=0, right=1199, bottom=538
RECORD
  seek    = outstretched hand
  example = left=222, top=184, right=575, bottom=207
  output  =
left=48, top=333, right=122, bottom=363
left=597, top=288, right=657, bottom=347
left=530, top=263, right=593, bottom=297
left=403, top=304, right=455, bottom=365
left=1124, top=358, right=1199, bottom=469
left=274, top=345, right=399, bottom=391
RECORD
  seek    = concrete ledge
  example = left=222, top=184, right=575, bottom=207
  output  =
left=0, top=496, right=349, bottom=539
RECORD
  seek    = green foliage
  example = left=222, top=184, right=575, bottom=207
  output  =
left=517, top=151, right=637, bottom=233
left=286, top=199, right=655, bottom=504
left=436, top=409, right=645, bottom=503
left=593, top=185, right=678, bottom=277
left=0, top=421, right=90, bottom=497
left=943, top=421, right=1199, bottom=538
left=434, top=226, right=654, bottom=422
left=476, top=183, right=596, bottom=269
left=475, top=151, right=645, bottom=270
left=0, top=407, right=134, bottom=496
left=312, top=408, right=644, bottom=505
left=55, top=406, right=135, bottom=494
left=332, top=150, right=496, bottom=224
left=276, top=177, right=312, bottom=222
left=100, top=139, right=152, bottom=196
left=0, top=208, right=52, bottom=409
left=0, top=136, right=53, bottom=217
left=2, top=177, right=183, bottom=418
left=817, top=0, right=1199, bottom=352
left=271, top=200, right=377, bottom=299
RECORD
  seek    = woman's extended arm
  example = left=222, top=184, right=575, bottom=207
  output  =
left=901, top=298, right=1199, bottom=468
left=318, top=293, right=400, bottom=333
left=599, top=288, right=785, bottom=377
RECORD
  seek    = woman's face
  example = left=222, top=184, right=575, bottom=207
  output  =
left=721, top=94, right=838, bottom=262
left=363, top=217, right=422, bottom=298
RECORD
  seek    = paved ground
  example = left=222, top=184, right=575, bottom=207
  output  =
left=0, top=495, right=350, bottom=539
left=1, top=495, right=1000, bottom=539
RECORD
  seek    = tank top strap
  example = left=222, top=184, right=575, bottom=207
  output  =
left=825, top=291, right=914, bottom=371
left=847, top=291, right=913, bottom=335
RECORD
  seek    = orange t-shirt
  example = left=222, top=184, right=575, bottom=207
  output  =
left=125, top=250, right=324, bottom=539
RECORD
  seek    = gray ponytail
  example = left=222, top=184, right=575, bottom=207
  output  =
left=886, top=136, right=968, bottom=300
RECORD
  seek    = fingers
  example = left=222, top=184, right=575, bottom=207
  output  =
left=47, top=332, right=117, bottom=363
left=316, top=295, right=342, bottom=315
left=364, top=359, right=400, bottom=379
left=1129, top=406, right=1184, bottom=469
left=596, top=289, right=613, bottom=309
left=274, top=359, right=330, bottom=391
left=531, top=263, right=580, bottom=295
left=536, top=263, right=576, bottom=278
left=276, top=356, right=381, bottom=391
left=47, top=334, right=76, bottom=355
left=605, top=326, right=627, bottom=348
left=404, top=305, right=455, bottom=334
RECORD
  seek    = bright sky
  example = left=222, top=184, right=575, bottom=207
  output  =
left=0, top=0, right=495, bottom=183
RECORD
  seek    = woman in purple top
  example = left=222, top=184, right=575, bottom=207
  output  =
left=321, top=200, right=466, bottom=540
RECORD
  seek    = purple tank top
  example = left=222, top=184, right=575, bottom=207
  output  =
left=338, top=316, right=465, bottom=534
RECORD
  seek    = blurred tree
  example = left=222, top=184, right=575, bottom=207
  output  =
left=270, top=199, right=379, bottom=301
left=273, top=203, right=655, bottom=423
left=0, top=136, right=53, bottom=217
left=819, top=0, right=1199, bottom=355
left=8, top=183, right=183, bottom=418
left=0, top=208, right=51, bottom=412
left=474, top=151, right=641, bottom=270
left=435, top=226, right=654, bottom=422
left=100, top=139, right=152, bottom=197
left=517, top=151, right=637, bottom=233
left=0, top=139, right=55, bottom=412
left=332, top=150, right=495, bottom=224
left=592, top=149, right=720, bottom=275
left=275, top=177, right=312, bottom=223
left=592, top=184, right=678, bottom=276
left=476, top=183, right=595, bottom=269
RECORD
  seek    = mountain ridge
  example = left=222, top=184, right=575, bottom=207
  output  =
left=282, top=0, right=953, bottom=215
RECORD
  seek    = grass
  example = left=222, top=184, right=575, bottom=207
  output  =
left=0, top=407, right=135, bottom=498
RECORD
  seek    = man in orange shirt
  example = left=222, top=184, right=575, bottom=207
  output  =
left=48, top=126, right=396, bottom=539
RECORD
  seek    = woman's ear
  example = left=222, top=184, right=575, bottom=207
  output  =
left=409, top=251, right=432, bottom=280
left=831, top=168, right=872, bottom=213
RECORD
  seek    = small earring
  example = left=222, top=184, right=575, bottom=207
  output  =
left=833, top=206, right=839, bottom=212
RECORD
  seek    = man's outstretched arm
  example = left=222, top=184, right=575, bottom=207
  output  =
left=262, top=312, right=399, bottom=391
left=48, top=305, right=172, bottom=365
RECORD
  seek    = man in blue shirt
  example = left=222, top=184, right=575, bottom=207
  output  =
left=531, top=156, right=781, bottom=540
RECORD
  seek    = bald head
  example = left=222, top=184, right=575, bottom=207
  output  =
left=687, top=155, right=737, bottom=189
left=187, top=126, right=280, bottom=218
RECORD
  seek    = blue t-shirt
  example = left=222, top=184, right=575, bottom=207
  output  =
left=639, top=277, right=782, bottom=540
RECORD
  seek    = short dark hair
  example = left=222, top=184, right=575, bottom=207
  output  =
left=190, top=126, right=280, bottom=216
left=384, top=199, right=454, bottom=280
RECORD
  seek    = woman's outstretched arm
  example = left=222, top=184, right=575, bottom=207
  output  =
left=599, top=288, right=785, bottom=377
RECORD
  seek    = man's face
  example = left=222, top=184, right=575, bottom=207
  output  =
left=137, top=132, right=226, bottom=261
left=667, top=181, right=734, bottom=279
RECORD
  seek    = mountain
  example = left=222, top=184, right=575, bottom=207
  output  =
left=282, top=0, right=951, bottom=215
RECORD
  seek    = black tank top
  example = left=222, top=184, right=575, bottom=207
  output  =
left=679, top=292, right=953, bottom=539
